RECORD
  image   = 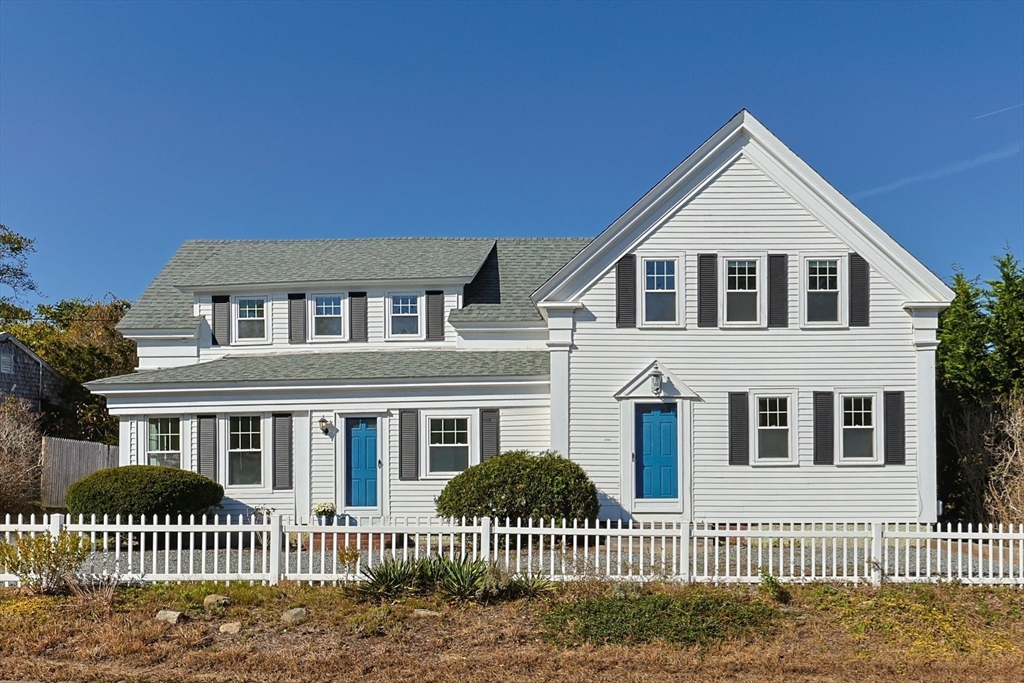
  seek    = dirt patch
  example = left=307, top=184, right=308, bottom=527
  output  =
left=0, top=581, right=1022, bottom=682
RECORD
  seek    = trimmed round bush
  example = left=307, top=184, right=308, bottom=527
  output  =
left=65, top=466, right=223, bottom=520
left=435, top=450, right=599, bottom=523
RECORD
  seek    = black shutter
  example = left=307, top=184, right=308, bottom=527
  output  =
left=480, top=408, right=500, bottom=461
left=212, top=296, right=229, bottom=346
left=349, top=292, right=368, bottom=342
left=813, top=391, right=835, bottom=465
left=288, top=294, right=306, bottom=344
left=850, top=253, right=869, bottom=327
left=399, top=409, right=418, bottom=481
left=272, top=413, right=293, bottom=490
left=426, top=291, right=445, bottom=341
left=615, top=255, right=636, bottom=328
left=884, top=391, right=906, bottom=465
left=198, top=415, right=217, bottom=481
left=728, top=392, right=749, bottom=465
left=768, top=254, right=788, bottom=328
left=698, top=254, right=718, bottom=327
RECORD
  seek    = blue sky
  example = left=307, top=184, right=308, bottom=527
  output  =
left=1, top=1, right=1022, bottom=306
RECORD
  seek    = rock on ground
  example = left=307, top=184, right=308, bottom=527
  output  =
left=281, top=607, right=309, bottom=625
left=155, top=610, right=184, bottom=625
left=219, top=622, right=242, bottom=634
left=204, top=594, right=231, bottom=609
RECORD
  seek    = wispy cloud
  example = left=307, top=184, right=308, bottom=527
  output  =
left=973, top=103, right=1024, bottom=120
left=852, top=141, right=1024, bottom=199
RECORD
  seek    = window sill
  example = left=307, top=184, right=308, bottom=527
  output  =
left=835, top=460, right=885, bottom=467
left=750, top=460, right=799, bottom=467
left=307, top=336, right=349, bottom=344
left=639, top=322, right=687, bottom=330
left=231, top=339, right=271, bottom=347
left=799, top=323, right=848, bottom=331
left=719, top=322, right=766, bottom=330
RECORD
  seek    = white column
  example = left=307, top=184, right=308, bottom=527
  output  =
left=540, top=303, right=581, bottom=458
left=906, top=304, right=942, bottom=523
left=293, top=410, right=312, bottom=522
left=118, top=417, right=132, bottom=467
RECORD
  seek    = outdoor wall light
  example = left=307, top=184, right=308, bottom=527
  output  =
left=318, top=416, right=330, bottom=435
left=649, top=366, right=663, bottom=396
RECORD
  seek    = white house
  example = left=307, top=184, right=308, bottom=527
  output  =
left=87, top=111, right=954, bottom=523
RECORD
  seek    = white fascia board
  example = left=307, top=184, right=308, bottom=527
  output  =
left=449, top=320, right=547, bottom=331
left=180, top=277, right=471, bottom=295
left=87, top=375, right=551, bottom=397
left=533, top=111, right=749, bottom=304
left=534, top=109, right=954, bottom=306
left=123, top=328, right=199, bottom=341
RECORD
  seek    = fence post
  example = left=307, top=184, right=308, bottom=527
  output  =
left=268, top=514, right=282, bottom=585
left=680, top=521, right=691, bottom=583
left=871, top=522, right=883, bottom=586
left=480, top=517, right=492, bottom=562
left=49, top=513, right=65, bottom=537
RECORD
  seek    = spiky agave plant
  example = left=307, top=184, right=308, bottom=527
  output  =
left=358, top=558, right=420, bottom=600
left=436, top=556, right=489, bottom=602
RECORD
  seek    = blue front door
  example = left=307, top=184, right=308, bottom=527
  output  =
left=346, top=418, right=378, bottom=508
left=635, top=404, right=678, bottom=499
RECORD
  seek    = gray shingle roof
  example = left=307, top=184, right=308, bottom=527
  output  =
left=87, top=350, right=549, bottom=387
left=118, top=236, right=591, bottom=332
left=180, top=238, right=496, bottom=288
left=449, top=238, right=592, bottom=323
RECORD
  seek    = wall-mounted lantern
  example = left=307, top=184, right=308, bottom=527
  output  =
left=649, top=366, right=664, bottom=396
left=318, top=416, right=330, bottom=435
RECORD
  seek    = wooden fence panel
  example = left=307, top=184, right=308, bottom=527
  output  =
left=40, top=436, right=118, bottom=509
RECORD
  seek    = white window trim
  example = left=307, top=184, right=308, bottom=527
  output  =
left=221, top=413, right=271, bottom=489
left=232, top=295, right=270, bottom=345
left=145, top=416, right=182, bottom=468
left=638, top=255, right=685, bottom=328
left=799, top=253, right=848, bottom=329
left=719, top=253, right=767, bottom=328
left=386, top=291, right=426, bottom=341
left=749, top=389, right=799, bottom=466
left=420, top=410, right=476, bottom=479
left=835, top=389, right=885, bottom=466
left=308, top=293, right=349, bottom=342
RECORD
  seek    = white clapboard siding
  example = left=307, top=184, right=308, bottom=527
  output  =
left=571, top=155, right=921, bottom=521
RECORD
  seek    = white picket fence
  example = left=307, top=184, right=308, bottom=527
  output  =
left=2, top=514, right=1023, bottom=587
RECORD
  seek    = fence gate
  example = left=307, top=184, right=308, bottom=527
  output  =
left=40, top=436, right=118, bottom=508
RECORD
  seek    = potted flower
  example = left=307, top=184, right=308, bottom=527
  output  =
left=312, top=501, right=337, bottom=525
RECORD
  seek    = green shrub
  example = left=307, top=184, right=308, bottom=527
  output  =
left=435, top=450, right=599, bottom=524
left=0, top=530, right=90, bottom=594
left=542, top=586, right=777, bottom=647
left=65, top=466, right=223, bottom=520
left=758, top=566, right=791, bottom=604
left=357, top=555, right=547, bottom=603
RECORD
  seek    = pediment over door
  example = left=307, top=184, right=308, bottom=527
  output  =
left=614, top=360, right=699, bottom=400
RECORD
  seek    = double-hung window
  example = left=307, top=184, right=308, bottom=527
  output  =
left=235, top=298, right=267, bottom=341
left=313, top=295, right=344, bottom=338
left=389, top=294, right=420, bottom=337
left=147, top=417, right=180, bottom=468
left=228, top=415, right=262, bottom=485
left=751, top=391, right=796, bottom=464
left=805, top=258, right=841, bottom=324
left=841, top=395, right=875, bottom=460
left=427, top=416, right=470, bottom=475
left=725, top=259, right=759, bottom=323
left=643, top=258, right=679, bottom=324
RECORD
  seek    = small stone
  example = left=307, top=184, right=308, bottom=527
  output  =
left=155, top=609, right=185, bottom=625
left=281, top=607, right=309, bottom=625
left=204, top=594, right=231, bottom=610
left=412, top=609, right=442, bottom=618
left=219, top=621, right=242, bottom=634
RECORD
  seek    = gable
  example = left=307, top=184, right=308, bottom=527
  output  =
left=534, top=110, right=954, bottom=307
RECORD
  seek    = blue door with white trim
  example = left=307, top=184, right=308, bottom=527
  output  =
left=635, top=404, right=678, bottom=499
left=346, top=418, right=378, bottom=508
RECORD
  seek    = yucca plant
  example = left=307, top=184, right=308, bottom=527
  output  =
left=358, top=558, right=421, bottom=600
left=437, top=556, right=488, bottom=602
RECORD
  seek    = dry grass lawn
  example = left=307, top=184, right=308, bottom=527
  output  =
left=0, top=580, right=1022, bottom=682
